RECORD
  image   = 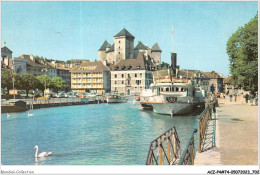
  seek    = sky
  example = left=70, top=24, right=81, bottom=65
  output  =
left=1, top=1, right=258, bottom=77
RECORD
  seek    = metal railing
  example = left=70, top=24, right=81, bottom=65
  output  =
left=198, top=104, right=212, bottom=153
left=178, top=129, right=197, bottom=165
left=146, top=126, right=181, bottom=165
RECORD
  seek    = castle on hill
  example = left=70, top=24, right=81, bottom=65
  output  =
left=98, top=28, right=162, bottom=66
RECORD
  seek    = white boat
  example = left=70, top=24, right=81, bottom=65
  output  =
left=106, top=94, right=127, bottom=103
left=140, top=79, right=205, bottom=115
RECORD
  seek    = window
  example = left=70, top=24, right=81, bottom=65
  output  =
left=115, top=81, right=117, bottom=84
left=119, top=41, right=120, bottom=43
left=121, top=74, right=124, bottom=78
left=140, top=73, right=142, bottom=78
left=119, top=46, right=120, bottom=49
left=119, top=52, right=120, bottom=54
left=128, top=74, right=130, bottom=78
left=115, top=74, right=117, bottom=78
left=122, top=80, right=124, bottom=84
left=135, top=73, right=137, bottom=77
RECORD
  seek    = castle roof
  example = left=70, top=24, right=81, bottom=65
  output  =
left=110, top=52, right=155, bottom=71
left=114, top=28, right=135, bottom=39
left=134, top=41, right=148, bottom=50
left=1, top=46, right=13, bottom=53
left=107, top=44, right=114, bottom=53
left=99, top=40, right=111, bottom=51
left=151, top=42, right=162, bottom=52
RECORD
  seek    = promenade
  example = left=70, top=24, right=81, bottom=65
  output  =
left=195, top=97, right=258, bottom=165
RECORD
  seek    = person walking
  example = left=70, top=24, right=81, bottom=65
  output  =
left=229, top=94, right=233, bottom=102
left=245, top=93, right=249, bottom=103
left=210, top=93, right=217, bottom=113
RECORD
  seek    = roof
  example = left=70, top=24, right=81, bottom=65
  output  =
left=1, top=46, right=13, bottom=53
left=110, top=52, right=155, bottom=71
left=107, top=44, right=114, bottom=53
left=201, top=71, right=223, bottom=79
left=114, top=28, right=135, bottom=39
left=224, top=76, right=232, bottom=84
left=151, top=42, right=162, bottom=52
left=98, top=40, right=111, bottom=51
left=19, top=55, right=47, bottom=68
left=47, top=62, right=71, bottom=70
left=70, top=62, right=110, bottom=73
left=134, top=41, right=148, bottom=50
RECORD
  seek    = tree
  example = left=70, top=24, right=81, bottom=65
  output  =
left=21, top=73, right=41, bottom=97
left=1, top=69, right=13, bottom=94
left=36, top=75, right=51, bottom=93
left=226, top=14, right=258, bottom=92
left=66, top=60, right=71, bottom=64
left=157, top=61, right=170, bottom=70
left=50, top=77, right=66, bottom=93
left=1, top=69, right=23, bottom=94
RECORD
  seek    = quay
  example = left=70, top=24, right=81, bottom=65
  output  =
left=194, top=97, right=258, bottom=165
left=1, top=96, right=106, bottom=113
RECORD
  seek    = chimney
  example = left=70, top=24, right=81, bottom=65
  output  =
left=29, top=55, right=35, bottom=62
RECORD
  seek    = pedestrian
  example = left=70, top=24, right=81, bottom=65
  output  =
left=245, top=93, right=249, bottom=103
left=255, top=92, right=258, bottom=106
left=210, top=93, right=217, bottom=113
left=249, top=93, right=254, bottom=106
left=234, top=93, right=237, bottom=102
left=229, top=94, right=233, bottom=102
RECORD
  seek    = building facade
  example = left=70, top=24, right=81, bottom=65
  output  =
left=1, top=46, right=13, bottom=69
left=70, top=62, right=111, bottom=94
left=110, top=52, right=154, bottom=95
left=98, top=28, right=162, bottom=66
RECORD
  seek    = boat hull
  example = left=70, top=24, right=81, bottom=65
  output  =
left=107, top=98, right=127, bottom=103
left=140, top=102, right=153, bottom=110
left=151, top=102, right=195, bottom=115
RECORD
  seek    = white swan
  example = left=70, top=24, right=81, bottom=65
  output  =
left=34, top=145, right=52, bottom=158
left=28, top=111, right=34, bottom=117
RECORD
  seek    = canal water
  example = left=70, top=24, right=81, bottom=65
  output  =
left=2, top=101, right=197, bottom=165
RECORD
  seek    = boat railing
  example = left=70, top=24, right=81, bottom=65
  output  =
left=178, top=129, right=197, bottom=165
left=198, top=104, right=212, bottom=153
left=146, top=126, right=181, bottom=165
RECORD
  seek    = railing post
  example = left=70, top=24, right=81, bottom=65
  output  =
left=198, top=120, right=201, bottom=153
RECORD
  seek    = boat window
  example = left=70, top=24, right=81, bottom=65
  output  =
left=181, top=88, right=183, bottom=91
left=166, top=87, right=169, bottom=91
left=176, top=87, right=179, bottom=91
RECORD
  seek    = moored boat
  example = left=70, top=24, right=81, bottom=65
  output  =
left=140, top=79, right=205, bottom=115
left=106, top=94, right=127, bottom=103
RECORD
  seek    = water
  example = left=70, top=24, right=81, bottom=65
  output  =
left=1, top=101, right=197, bottom=165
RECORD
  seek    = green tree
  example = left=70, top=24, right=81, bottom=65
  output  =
left=66, top=60, right=71, bottom=64
left=21, top=73, right=41, bottom=97
left=36, top=75, right=51, bottom=93
left=50, top=77, right=66, bottom=93
left=226, top=14, right=258, bottom=92
left=157, top=61, right=170, bottom=70
left=1, top=69, right=13, bottom=94
left=1, top=70, right=23, bottom=94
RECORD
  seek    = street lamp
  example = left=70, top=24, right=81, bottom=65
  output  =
left=41, top=68, right=48, bottom=97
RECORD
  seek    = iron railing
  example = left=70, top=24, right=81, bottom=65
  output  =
left=198, top=105, right=212, bottom=153
left=146, top=126, right=181, bottom=165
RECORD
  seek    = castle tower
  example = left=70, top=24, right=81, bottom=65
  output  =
left=98, top=40, right=111, bottom=62
left=151, top=42, right=162, bottom=66
left=134, top=41, right=149, bottom=59
left=113, top=28, right=135, bottom=64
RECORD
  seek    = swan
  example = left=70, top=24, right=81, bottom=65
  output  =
left=34, top=145, right=52, bottom=158
left=7, top=113, right=10, bottom=118
left=28, top=111, right=34, bottom=117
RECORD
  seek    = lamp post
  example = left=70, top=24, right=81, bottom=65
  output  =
left=41, top=68, right=48, bottom=97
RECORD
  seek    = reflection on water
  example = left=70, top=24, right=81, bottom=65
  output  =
left=2, top=102, right=197, bottom=165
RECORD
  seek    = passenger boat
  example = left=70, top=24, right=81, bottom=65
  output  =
left=140, top=78, right=205, bottom=115
left=106, top=94, right=127, bottom=103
